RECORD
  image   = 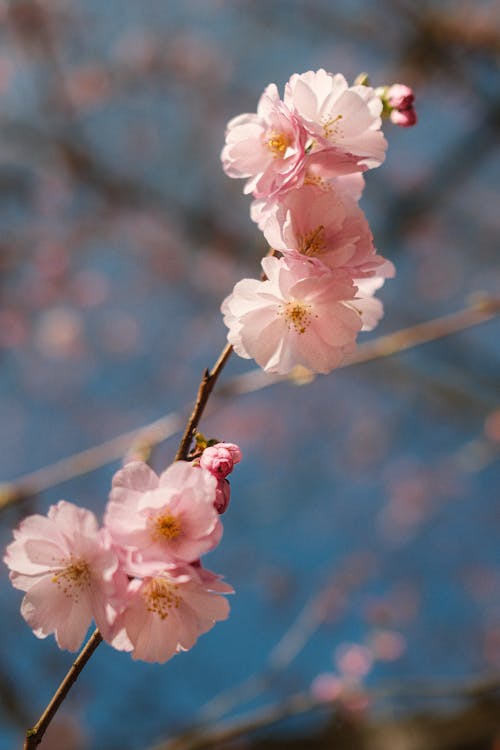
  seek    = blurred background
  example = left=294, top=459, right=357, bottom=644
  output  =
left=0, top=1, right=499, bottom=748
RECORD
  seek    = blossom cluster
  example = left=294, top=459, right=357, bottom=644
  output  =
left=221, top=69, right=415, bottom=375
left=4, top=442, right=241, bottom=663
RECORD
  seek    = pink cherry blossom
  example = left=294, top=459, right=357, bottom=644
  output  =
left=251, top=183, right=386, bottom=278
left=284, top=69, right=387, bottom=173
left=105, top=460, right=222, bottom=571
left=335, top=642, right=374, bottom=679
left=221, top=254, right=362, bottom=375
left=199, top=442, right=242, bottom=479
left=221, top=83, right=308, bottom=199
left=311, top=673, right=344, bottom=702
left=111, top=564, right=233, bottom=663
left=4, top=501, right=124, bottom=651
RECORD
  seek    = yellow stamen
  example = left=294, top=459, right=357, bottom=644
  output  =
left=304, top=172, right=331, bottom=191
left=51, top=557, right=91, bottom=602
left=300, top=225, right=326, bottom=257
left=152, top=513, right=182, bottom=541
left=322, top=113, right=343, bottom=138
left=280, top=300, right=313, bottom=334
left=266, top=131, right=290, bottom=158
left=144, top=577, right=182, bottom=620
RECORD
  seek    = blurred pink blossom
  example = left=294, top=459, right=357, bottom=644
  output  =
left=370, top=629, right=406, bottom=660
left=311, top=672, right=344, bottom=702
left=335, top=642, right=373, bottom=678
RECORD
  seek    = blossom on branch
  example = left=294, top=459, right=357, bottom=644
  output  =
left=221, top=83, right=308, bottom=199
left=387, top=83, right=417, bottom=127
left=222, top=254, right=362, bottom=374
left=251, top=182, right=387, bottom=278
left=199, top=442, right=242, bottom=479
left=111, top=564, right=233, bottom=663
left=105, top=460, right=222, bottom=572
left=284, top=69, right=387, bottom=173
left=4, top=501, right=125, bottom=651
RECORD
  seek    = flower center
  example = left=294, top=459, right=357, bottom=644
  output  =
left=144, top=577, right=182, bottom=620
left=299, top=225, right=326, bottom=257
left=266, top=130, right=290, bottom=158
left=304, top=171, right=331, bottom=191
left=322, top=113, right=343, bottom=139
left=152, top=512, right=182, bottom=541
left=280, top=300, right=313, bottom=334
left=52, top=556, right=91, bottom=602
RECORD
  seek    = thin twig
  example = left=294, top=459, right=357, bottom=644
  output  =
left=20, top=345, right=235, bottom=747
left=175, top=343, right=233, bottom=461
left=23, top=629, right=103, bottom=750
left=1, top=298, right=498, bottom=512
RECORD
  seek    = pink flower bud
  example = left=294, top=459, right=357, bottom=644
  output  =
left=200, top=443, right=242, bottom=479
left=387, top=83, right=414, bottom=111
left=390, top=107, right=417, bottom=127
left=214, top=478, right=231, bottom=514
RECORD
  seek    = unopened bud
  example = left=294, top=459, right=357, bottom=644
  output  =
left=214, top=478, right=231, bottom=514
left=387, top=83, right=415, bottom=111
left=390, top=107, right=417, bottom=127
left=200, top=442, right=242, bottom=479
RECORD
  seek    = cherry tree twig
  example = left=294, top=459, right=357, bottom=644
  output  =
left=23, top=630, right=103, bottom=750
left=1, top=297, right=498, bottom=514
left=175, top=343, right=233, bottom=461
left=15, top=297, right=500, bottom=746
left=21, top=344, right=235, bottom=748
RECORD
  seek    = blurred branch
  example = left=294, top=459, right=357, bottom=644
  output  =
left=376, top=99, right=500, bottom=249
left=1, top=297, right=498, bottom=513
left=199, top=553, right=373, bottom=724
left=153, top=675, right=500, bottom=750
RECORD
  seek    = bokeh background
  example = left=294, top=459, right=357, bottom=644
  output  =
left=0, top=1, right=499, bottom=748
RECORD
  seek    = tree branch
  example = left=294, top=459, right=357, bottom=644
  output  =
left=1, top=298, right=498, bottom=513
left=175, top=343, right=233, bottom=461
left=23, top=629, right=103, bottom=750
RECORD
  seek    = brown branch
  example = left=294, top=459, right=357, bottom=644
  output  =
left=23, top=629, right=103, bottom=750
left=174, top=343, right=233, bottom=461
left=1, top=298, right=498, bottom=512
left=19, top=345, right=233, bottom=746
left=12, top=299, right=500, bottom=746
